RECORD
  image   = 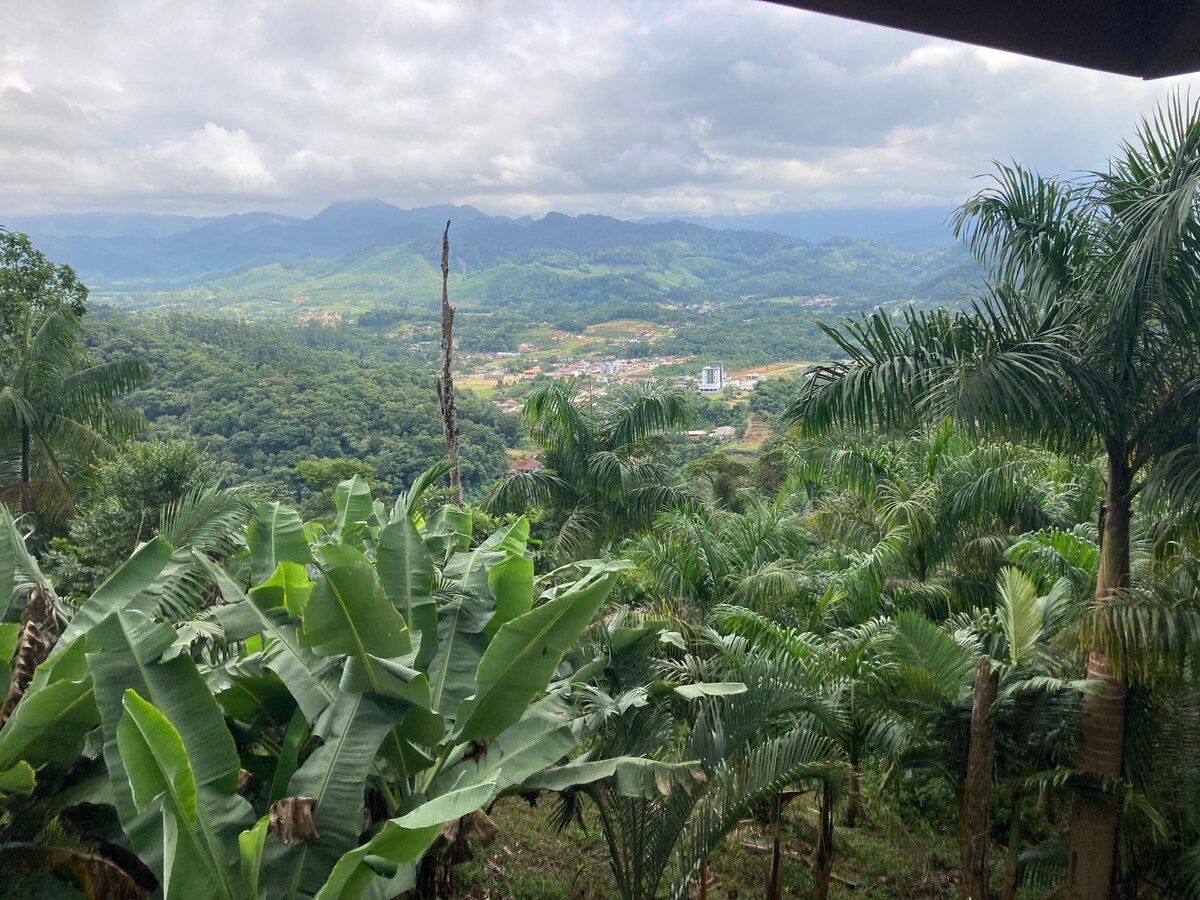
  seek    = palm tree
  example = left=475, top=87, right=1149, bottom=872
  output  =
left=785, top=98, right=1200, bottom=899
left=556, top=624, right=845, bottom=900
left=714, top=604, right=904, bottom=896
left=796, top=426, right=1081, bottom=618
left=626, top=492, right=817, bottom=616
left=866, top=570, right=1085, bottom=900
left=488, top=380, right=692, bottom=559
left=0, top=308, right=148, bottom=517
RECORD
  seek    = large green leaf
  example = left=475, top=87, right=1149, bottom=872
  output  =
left=118, top=689, right=199, bottom=825
left=57, top=537, right=173, bottom=646
left=672, top=683, right=748, bottom=700
left=478, top=517, right=531, bottom=555
left=88, top=611, right=244, bottom=879
left=375, top=517, right=437, bottom=667
left=477, top=518, right=535, bottom=639
left=0, top=506, right=48, bottom=620
left=426, top=598, right=489, bottom=719
left=333, top=476, right=375, bottom=537
left=249, top=560, right=314, bottom=620
left=300, top=561, right=411, bottom=662
left=314, top=781, right=499, bottom=900
left=247, top=503, right=312, bottom=587
left=453, top=571, right=616, bottom=743
left=0, top=637, right=97, bottom=770
left=422, top=505, right=472, bottom=560
left=0, top=622, right=18, bottom=685
left=0, top=761, right=35, bottom=795
left=484, top=554, right=535, bottom=640
left=429, top=715, right=576, bottom=797
left=268, top=709, right=310, bottom=805
left=239, top=816, right=270, bottom=899
left=207, top=557, right=337, bottom=722
left=265, top=692, right=403, bottom=899
left=116, top=689, right=255, bottom=900
left=442, top=545, right=505, bottom=602
left=521, top=755, right=706, bottom=797
left=341, top=654, right=431, bottom=708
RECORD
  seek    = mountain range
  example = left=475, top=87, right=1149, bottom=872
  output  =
left=3, top=201, right=977, bottom=314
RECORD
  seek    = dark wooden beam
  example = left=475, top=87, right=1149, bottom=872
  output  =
left=761, top=0, right=1200, bottom=79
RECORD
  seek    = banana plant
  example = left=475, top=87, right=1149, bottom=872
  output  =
left=0, top=473, right=698, bottom=899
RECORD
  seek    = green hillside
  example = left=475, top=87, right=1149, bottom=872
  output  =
left=100, top=232, right=973, bottom=315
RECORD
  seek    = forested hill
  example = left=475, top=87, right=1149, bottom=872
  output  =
left=85, top=313, right=518, bottom=502
left=10, top=201, right=977, bottom=314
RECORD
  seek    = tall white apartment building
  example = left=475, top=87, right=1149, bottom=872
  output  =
left=698, top=361, right=725, bottom=393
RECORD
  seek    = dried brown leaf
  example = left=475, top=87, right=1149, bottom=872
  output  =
left=268, top=796, right=319, bottom=845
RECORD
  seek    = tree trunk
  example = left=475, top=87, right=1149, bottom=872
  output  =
left=814, top=782, right=834, bottom=900
left=768, top=792, right=783, bottom=900
left=961, top=657, right=999, bottom=900
left=19, top=424, right=34, bottom=512
left=414, top=818, right=471, bottom=899
left=1067, top=468, right=1131, bottom=900
left=20, top=424, right=29, bottom=484
left=1002, top=786, right=1022, bottom=900
left=434, top=221, right=464, bottom=508
left=844, top=755, right=861, bottom=828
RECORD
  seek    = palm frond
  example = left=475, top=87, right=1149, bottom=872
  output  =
left=159, top=484, right=258, bottom=557
left=668, top=727, right=845, bottom=900
left=997, top=566, right=1042, bottom=668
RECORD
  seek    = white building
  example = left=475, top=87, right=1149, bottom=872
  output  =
left=698, top=361, right=725, bottom=393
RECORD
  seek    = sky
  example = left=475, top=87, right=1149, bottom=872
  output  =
left=3, top=0, right=1200, bottom=220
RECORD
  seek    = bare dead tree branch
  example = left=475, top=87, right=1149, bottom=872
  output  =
left=435, top=220, right=464, bottom=508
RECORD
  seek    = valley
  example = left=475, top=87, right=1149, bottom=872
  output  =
left=44, top=202, right=978, bottom=493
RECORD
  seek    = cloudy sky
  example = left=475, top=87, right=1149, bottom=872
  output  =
left=3, top=0, right=1199, bottom=219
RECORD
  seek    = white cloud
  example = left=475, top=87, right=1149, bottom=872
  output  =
left=137, top=123, right=277, bottom=192
left=1, top=0, right=1198, bottom=217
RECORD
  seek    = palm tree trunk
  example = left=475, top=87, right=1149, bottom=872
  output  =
left=814, top=782, right=834, bottom=900
left=1067, top=468, right=1131, bottom=900
left=1002, top=785, right=1022, bottom=900
left=19, top=424, right=33, bottom=512
left=961, top=657, right=998, bottom=900
left=844, top=752, right=861, bottom=827
left=768, top=792, right=783, bottom=900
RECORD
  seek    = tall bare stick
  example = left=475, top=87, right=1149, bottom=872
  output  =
left=435, top=220, right=464, bottom=508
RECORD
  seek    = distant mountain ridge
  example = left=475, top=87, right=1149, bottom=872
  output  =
left=636, top=207, right=956, bottom=251
left=4, top=200, right=960, bottom=288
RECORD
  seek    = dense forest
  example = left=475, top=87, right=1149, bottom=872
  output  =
left=85, top=313, right=518, bottom=500
left=0, top=101, right=1199, bottom=900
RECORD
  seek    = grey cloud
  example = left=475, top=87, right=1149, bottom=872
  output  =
left=1, top=0, right=1198, bottom=217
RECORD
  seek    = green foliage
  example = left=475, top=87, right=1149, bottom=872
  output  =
left=0, top=471, right=690, bottom=899
left=0, top=308, right=147, bottom=520
left=42, top=439, right=227, bottom=599
left=489, top=380, right=693, bottom=559
left=87, top=313, right=516, bottom=503
left=683, top=451, right=752, bottom=510
left=0, top=229, right=88, bottom=367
